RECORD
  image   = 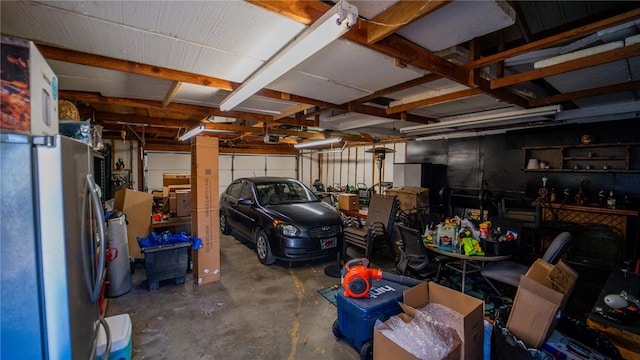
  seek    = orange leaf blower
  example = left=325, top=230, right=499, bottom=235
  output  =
left=341, top=258, right=383, bottom=298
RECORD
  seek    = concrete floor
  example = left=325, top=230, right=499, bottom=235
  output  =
left=106, top=231, right=604, bottom=359
left=106, top=234, right=395, bottom=360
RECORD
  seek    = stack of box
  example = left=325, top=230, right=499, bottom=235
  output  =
left=162, top=173, right=191, bottom=216
left=385, top=187, right=429, bottom=212
left=190, top=136, right=220, bottom=286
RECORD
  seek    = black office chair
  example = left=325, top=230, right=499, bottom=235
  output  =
left=481, top=231, right=573, bottom=296
left=395, top=224, right=440, bottom=280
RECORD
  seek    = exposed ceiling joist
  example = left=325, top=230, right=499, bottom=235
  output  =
left=162, top=81, right=182, bottom=108
left=249, top=0, right=530, bottom=108
left=60, top=90, right=274, bottom=122
left=366, top=1, right=451, bottom=44
left=529, top=80, right=640, bottom=107
left=491, top=42, right=640, bottom=89
left=273, top=103, right=316, bottom=120
left=386, top=88, right=482, bottom=114
left=352, top=73, right=442, bottom=105
left=467, top=7, right=640, bottom=69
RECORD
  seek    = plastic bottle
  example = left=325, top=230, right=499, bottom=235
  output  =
left=607, top=190, right=616, bottom=209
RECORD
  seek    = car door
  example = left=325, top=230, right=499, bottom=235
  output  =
left=234, top=181, right=259, bottom=239
left=221, top=181, right=243, bottom=230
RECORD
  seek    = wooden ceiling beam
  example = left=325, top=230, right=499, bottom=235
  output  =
left=467, top=8, right=640, bottom=69
left=96, top=112, right=200, bottom=128
left=273, top=103, right=316, bottom=120
left=529, top=80, right=640, bottom=107
left=141, top=141, right=297, bottom=155
left=198, top=123, right=365, bottom=143
left=60, top=90, right=274, bottom=122
left=39, top=43, right=346, bottom=113
left=249, top=1, right=530, bottom=109
left=386, top=88, right=482, bottom=114
left=367, top=1, right=451, bottom=44
left=352, top=73, right=442, bottom=105
left=491, top=43, right=640, bottom=89
left=39, top=44, right=234, bottom=90
left=162, top=81, right=182, bottom=108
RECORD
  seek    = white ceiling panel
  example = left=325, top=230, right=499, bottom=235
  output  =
left=398, top=0, right=515, bottom=52
left=572, top=92, right=637, bottom=108
left=544, top=60, right=631, bottom=93
left=384, top=78, right=467, bottom=103
left=348, top=1, right=397, bottom=20
left=0, top=1, right=296, bottom=82
left=269, top=70, right=370, bottom=104
left=231, top=96, right=296, bottom=116
left=407, top=94, right=508, bottom=118
left=291, top=39, right=426, bottom=92
left=49, top=60, right=171, bottom=101
left=30, top=1, right=304, bottom=61
left=173, top=83, right=221, bottom=107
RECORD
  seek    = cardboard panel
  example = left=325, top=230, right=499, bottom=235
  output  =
left=114, top=189, right=153, bottom=259
left=506, top=259, right=578, bottom=348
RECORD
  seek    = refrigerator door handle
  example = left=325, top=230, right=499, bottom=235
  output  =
left=87, top=174, right=107, bottom=302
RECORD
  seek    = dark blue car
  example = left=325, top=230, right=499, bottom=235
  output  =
left=219, top=177, right=343, bottom=265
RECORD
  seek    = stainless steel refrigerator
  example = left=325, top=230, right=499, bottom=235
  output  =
left=1, top=133, right=107, bottom=359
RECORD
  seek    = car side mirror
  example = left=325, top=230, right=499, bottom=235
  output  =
left=238, top=198, right=254, bottom=206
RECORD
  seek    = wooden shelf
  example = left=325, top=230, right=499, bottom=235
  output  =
left=522, top=142, right=639, bottom=173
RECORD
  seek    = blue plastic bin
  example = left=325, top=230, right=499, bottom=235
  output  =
left=334, top=279, right=409, bottom=358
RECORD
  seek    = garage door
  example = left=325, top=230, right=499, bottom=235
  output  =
left=145, top=152, right=297, bottom=195
left=145, top=151, right=190, bottom=192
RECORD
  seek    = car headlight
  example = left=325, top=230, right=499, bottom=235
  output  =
left=274, top=221, right=300, bottom=236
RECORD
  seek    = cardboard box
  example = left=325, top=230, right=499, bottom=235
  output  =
left=168, top=194, right=177, bottom=214
left=162, top=184, right=191, bottom=198
left=386, top=187, right=429, bottom=212
left=190, top=136, right=220, bottom=285
left=1, top=36, right=58, bottom=135
left=338, top=193, right=359, bottom=211
left=373, top=312, right=460, bottom=360
left=113, top=189, right=154, bottom=259
left=176, top=189, right=191, bottom=217
left=395, top=282, right=485, bottom=360
left=507, top=259, right=578, bottom=348
left=163, top=173, right=191, bottom=187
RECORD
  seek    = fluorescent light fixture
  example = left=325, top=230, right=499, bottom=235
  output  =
left=219, top=0, right=358, bottom=111
left=415, top=122, right=563, bottom=141
left=294, top=137, right=342, bottom=149
left=400, top=105, right=561, bottom=134
left=178, top=124, right=238, bottom=141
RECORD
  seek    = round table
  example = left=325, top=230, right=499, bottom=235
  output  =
left=425, top=246, right=511, bottom=293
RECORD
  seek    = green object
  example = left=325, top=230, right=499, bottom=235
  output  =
left=460, top=237, right=484, bottom=256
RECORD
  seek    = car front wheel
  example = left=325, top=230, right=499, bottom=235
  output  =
left=255, top=230, right=275, bottom=265
left=219, top=212, right=231, bottom=235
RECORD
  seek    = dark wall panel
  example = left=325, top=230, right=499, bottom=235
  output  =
left=483, top=134, right=525, bottom=192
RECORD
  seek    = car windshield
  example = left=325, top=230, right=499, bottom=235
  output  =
left=256, top=181, right=319, bottom=205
